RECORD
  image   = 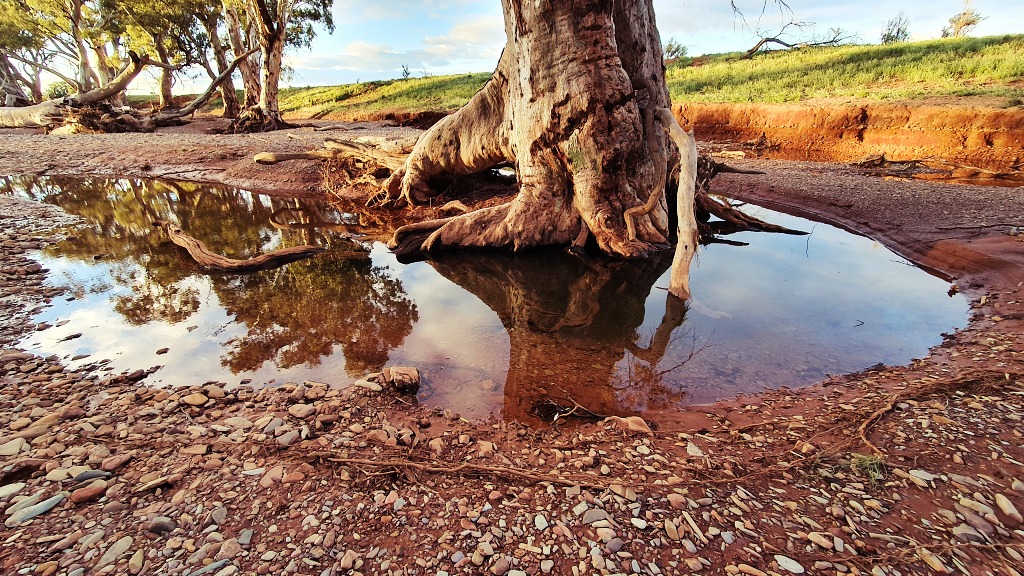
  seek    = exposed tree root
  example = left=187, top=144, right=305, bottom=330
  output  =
left=270, top=126, right=803, bottom=257
left=655, top=107, right=699, bottom=299
left=229, top=107, right=296, bottom=134
left=857, top=370, right=1016, bottom=455
left=154, top=220, right=325, bottom=273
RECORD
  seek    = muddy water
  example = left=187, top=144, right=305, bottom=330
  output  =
left=2, top=176, right=968, bottom=421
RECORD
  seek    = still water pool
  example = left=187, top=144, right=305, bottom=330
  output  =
left=3, top=176, right=968, bottom=421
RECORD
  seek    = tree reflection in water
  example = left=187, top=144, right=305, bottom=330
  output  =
left=427, top=249, right=697, bottom=422
left=1, top=176, right=418, bottom=377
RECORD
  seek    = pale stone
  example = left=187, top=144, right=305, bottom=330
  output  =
left=0, top=437, right=27, bottom=456
left=182, top=393, right=208, bottom=406
left=96, top=536, right=134, bottom=568
left=774, top=555, right=805, bottom=574
left=288, top=404, right=316, bottom=419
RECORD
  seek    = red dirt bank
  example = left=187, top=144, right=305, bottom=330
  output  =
left=678, top=101, right=1024, bottom=171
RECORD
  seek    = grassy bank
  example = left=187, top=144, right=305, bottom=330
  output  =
left=271, top=34, right=1022, bottom=119
left=277, top=73, right=490, bottom=119
left=667, top=34, right=1024, bottom=103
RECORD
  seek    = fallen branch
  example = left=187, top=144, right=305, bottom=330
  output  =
left=0, top=52, right=148, bottom=128
left=254, top=149, right=349, bottom=164
left=154, top=220, right=325, bottom=273
left=145, top=47, right=259, bottom=129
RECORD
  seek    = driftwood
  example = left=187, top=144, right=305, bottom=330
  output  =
left=0, top=52, right=148, bottom=129
left=852, top=153, right=1024, bottom=183
left=154, top=220, right=325, bottom=273
left=656, top=108, right=699, bottom=300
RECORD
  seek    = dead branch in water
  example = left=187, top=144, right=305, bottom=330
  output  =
left=153, top=220, right=325, bottom=273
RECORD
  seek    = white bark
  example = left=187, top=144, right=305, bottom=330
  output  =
left=0, top=53, right=146, bottom=128
left=656, top=108, right=699, bottom=299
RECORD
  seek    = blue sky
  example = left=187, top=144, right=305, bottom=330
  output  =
left=278, top=0, right=1023, bottom=87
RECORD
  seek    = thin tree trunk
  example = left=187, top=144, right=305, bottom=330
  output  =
left=224, top=4, right=260, bottom=108
left=153, top=35, right=175, bottom=109
left=388, top=0, right=672, bottom=259
left=146, top=47, right=258, bottom=128
left=69, top=0, right=99, bottom=92
left=0, top=55, right=32, bottom=104
left=203, top=12, right=241, bottom=118
left=91, top=44, right=126, bottom=108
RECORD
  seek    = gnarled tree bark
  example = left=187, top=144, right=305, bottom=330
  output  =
left=385, top=0, right=672, bottom=259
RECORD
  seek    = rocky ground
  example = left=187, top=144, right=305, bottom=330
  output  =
left=1, top=117, right=1024, bottom=576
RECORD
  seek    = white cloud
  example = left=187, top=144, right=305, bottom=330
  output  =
left=289, top=40, right=452, bottom=72
left=423, top=14, right=505, bottom=61
left=288, top=13, right=504, bottom=76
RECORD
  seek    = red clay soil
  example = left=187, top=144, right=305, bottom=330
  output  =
left=1, top=107, right=1023, bottom=576
left=677, top=101, right=1024, bottom=171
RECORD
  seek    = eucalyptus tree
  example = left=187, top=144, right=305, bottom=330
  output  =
left=0, top=1, right=46, bottom=102
left=0, top=0, right=106, bottom=95
left=236, top=0, right=333, bottom=130
left=117, top=0, right=209, bottom=108
left=386, top=0, right=677, bottom=260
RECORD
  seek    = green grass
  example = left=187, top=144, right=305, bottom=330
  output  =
left=666, top=34, right=1024, bottom=103
left=186, top=34, right=1022, bottom=119
left=277, top=73, right=491, bottom=119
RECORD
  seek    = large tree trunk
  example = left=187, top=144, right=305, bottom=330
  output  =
left=387, top=0, right=671, bottom=259
left=233, top=0, right=290, bottom=131
left=429, top=249, right=677, bottom=421
left=256, top=30, right=286, bottom=126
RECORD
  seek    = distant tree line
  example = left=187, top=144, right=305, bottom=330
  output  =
left=0, top=0, right=333, bottom=130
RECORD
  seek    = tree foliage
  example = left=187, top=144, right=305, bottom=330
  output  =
left=663, top=37, right=687, bottom=62
left=880, top=11, right=910, bottom=45
left=942, top=1, right=986, bottom=38
left=0, top=0, right=332, bottom=118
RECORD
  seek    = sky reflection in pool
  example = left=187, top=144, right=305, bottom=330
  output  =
left=4, top=176, right=968, bottom=421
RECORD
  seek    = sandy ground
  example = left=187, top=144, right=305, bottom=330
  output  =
left=1, top=117, right=1023, bottom=576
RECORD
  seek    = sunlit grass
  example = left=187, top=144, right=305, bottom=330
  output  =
left=226, top=34, right=1024, bottom=119
left=667, top=34, right=1024, bottom=103
left=278, top=73, right=491, bottom=119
